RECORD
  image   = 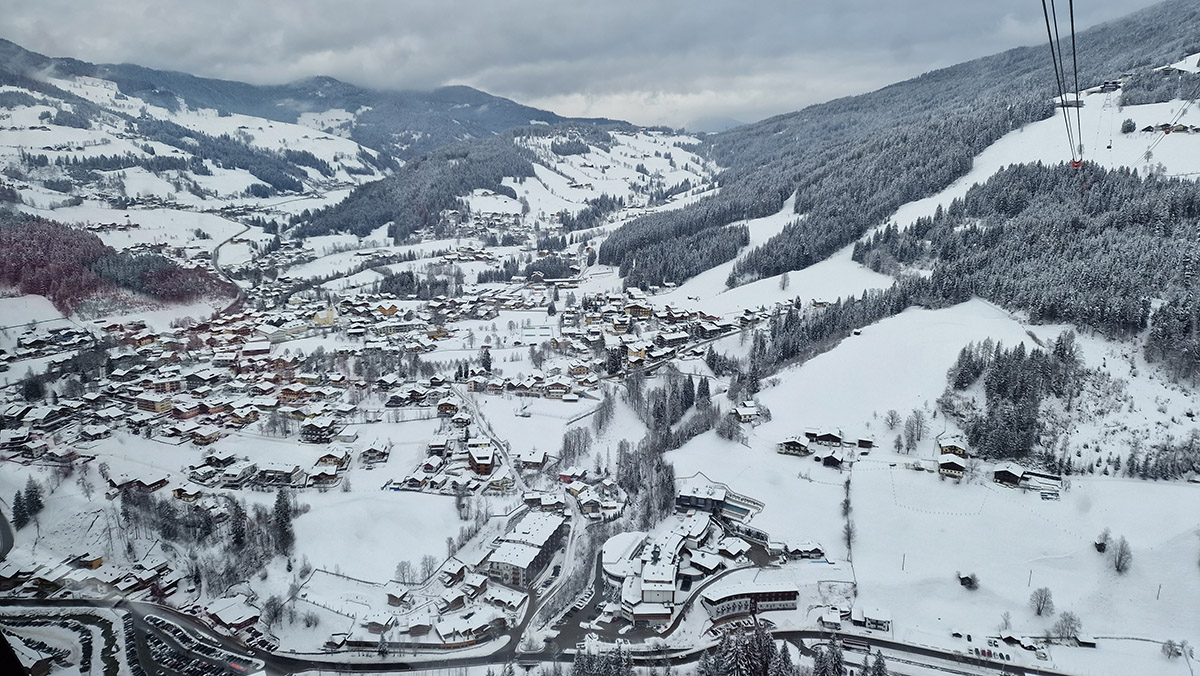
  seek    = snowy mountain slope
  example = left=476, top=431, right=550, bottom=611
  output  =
left=0, top=39, right=624, bottom=161
left=887, top=96, right=1200, bottom=231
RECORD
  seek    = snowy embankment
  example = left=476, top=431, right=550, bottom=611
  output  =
left=888, top=97, right=1200, bottom=230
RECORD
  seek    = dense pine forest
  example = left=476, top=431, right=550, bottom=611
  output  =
left=599, top=0, right=1200, bottom=290
left=853, top=163, right=1200, bottom=380
left=0, top=213, right=235, bottom=311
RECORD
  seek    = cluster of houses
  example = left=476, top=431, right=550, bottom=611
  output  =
left=816, top=604, right=893, bottom=633
left=0, top=550, right=184, bottom=604
left=775, top=428, right=877, bottom=469
left=389, top=420, right=518, bottom=496
left=523, top=466, right=626, bottom=521
left=326, top=508, right=568, bottom=651
left=3, top=323, right=94, bottom=367
left=594, top=474, right=820, bottom=628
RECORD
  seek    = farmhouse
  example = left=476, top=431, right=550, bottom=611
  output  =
left=938, top=435, right=969, bottom=457
left=938, top=454, right=966, bottom=478
left=776, top=436, right=810, bottom=456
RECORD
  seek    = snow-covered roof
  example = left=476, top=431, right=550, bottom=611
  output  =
left=489, top=542, right=540, bottom=568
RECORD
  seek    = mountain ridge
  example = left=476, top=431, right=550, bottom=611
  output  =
left=0, top=37, right=625, bottom=161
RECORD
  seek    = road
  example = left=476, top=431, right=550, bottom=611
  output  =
left=0, top=595, right=1091, bottom=676
left=211, top=222, right=251, bottom=315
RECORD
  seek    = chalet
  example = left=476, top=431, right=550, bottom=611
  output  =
left=72, top=553, right=105, bottom=570
left=938, top=454, right=966, bottom=478
left=172, top=485, right=203, bottom=502
left=316, top=448, right=351, bottom=470
left=135, top=393, right=173, bottom=413
left=257, top=463, right=306, bottom=487
left=172, top=398, right=203, bottom=419
left=544, top=380, right=572, bottom=399
left=428, top=434, right=451, bottom=456
left=385, top=584, right=409, bottom=607
left=813, top=429, right=843, bottom=446
left=469, top=445, right=495, bottom=475
left=655, top=331, right=690, bottom=348
left=230, top=407, right=259, bottom=425
left=818, top=607, right=842, bottom=630
left=279, top=384, right=308, bottom=402
left=625, top=302, right=652, bottom=318
left=733, top=403, right=759, bottom=423
left=440, top=559, right=468, bottom=586
left=241, top=340, right=271, bottom=356
left=520, top=448, right=547, bottom=470
left=776, top=436, right=810, bottom=456
left=300, top=417, right=339, bottom=444
left=558, top=466, right=587, bottom=484
left=206, top=451, right=238, bottom=468
left=309, top=468, right=339, bottom=487
left=813, top=447, right=845, bottom=468
left=463, top=572, right=489, bottom=598
left=221, top=461, right=257, bottom=487
left=191, top=426, right=222, bottom=446
left=993, top=462, right=1024, bottom=487
left=437, top=399, right=460, bottom=417
left=0, top=427, right=31, bottom=449
left=206, top=595, right=260, bottom=632
left=437, top=589, right=467, bottom=613
left=363, top=613, right=396, bottom=634
left=201, top=398, right=232, bottom=415
left=775, top=539, right=825, bottom=560
left=361, top=446, right=390, bottom=465
left=488, top=472, right=515, bottom=492
left=938, top=435, right=969, bottom=457
left=864, top=607, right=892, bottom=632
left=80, top=424, right=112, bottom=441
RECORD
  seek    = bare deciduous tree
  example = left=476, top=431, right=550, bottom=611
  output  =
left=1030, top=587, right=1054, bottom=616
left=1112, top=536, right=1133, bottom=574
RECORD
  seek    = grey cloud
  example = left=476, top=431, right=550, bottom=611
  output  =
left=0, top=0, right=1165, bottom=126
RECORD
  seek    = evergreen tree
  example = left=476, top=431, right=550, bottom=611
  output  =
left=723, top=631, right=754, bottom=676
left=12, top=491, right=28, bottom=530
left=696, top=377, right=711, bottom=407
left=769, top=641, right=795, bottom=676
left=682, top=375, right=696, bottom=411
left=23, top=477, right=44, bottom=517
left=273, top=489, right=295, bottom=555
left=573, top=650, right=594, bottom=676
left=231, top=501, right=246, bottom=548
left=695, top=649, right=721, bottom=676
left=748, top=622, right=776, bottom=676
left=814, top=642, right=844, bottom=676
left=869, top=650, right=889, bottom=676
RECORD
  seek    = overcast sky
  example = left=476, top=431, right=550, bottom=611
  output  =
left=1, top=0, right=1165, bottom=129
